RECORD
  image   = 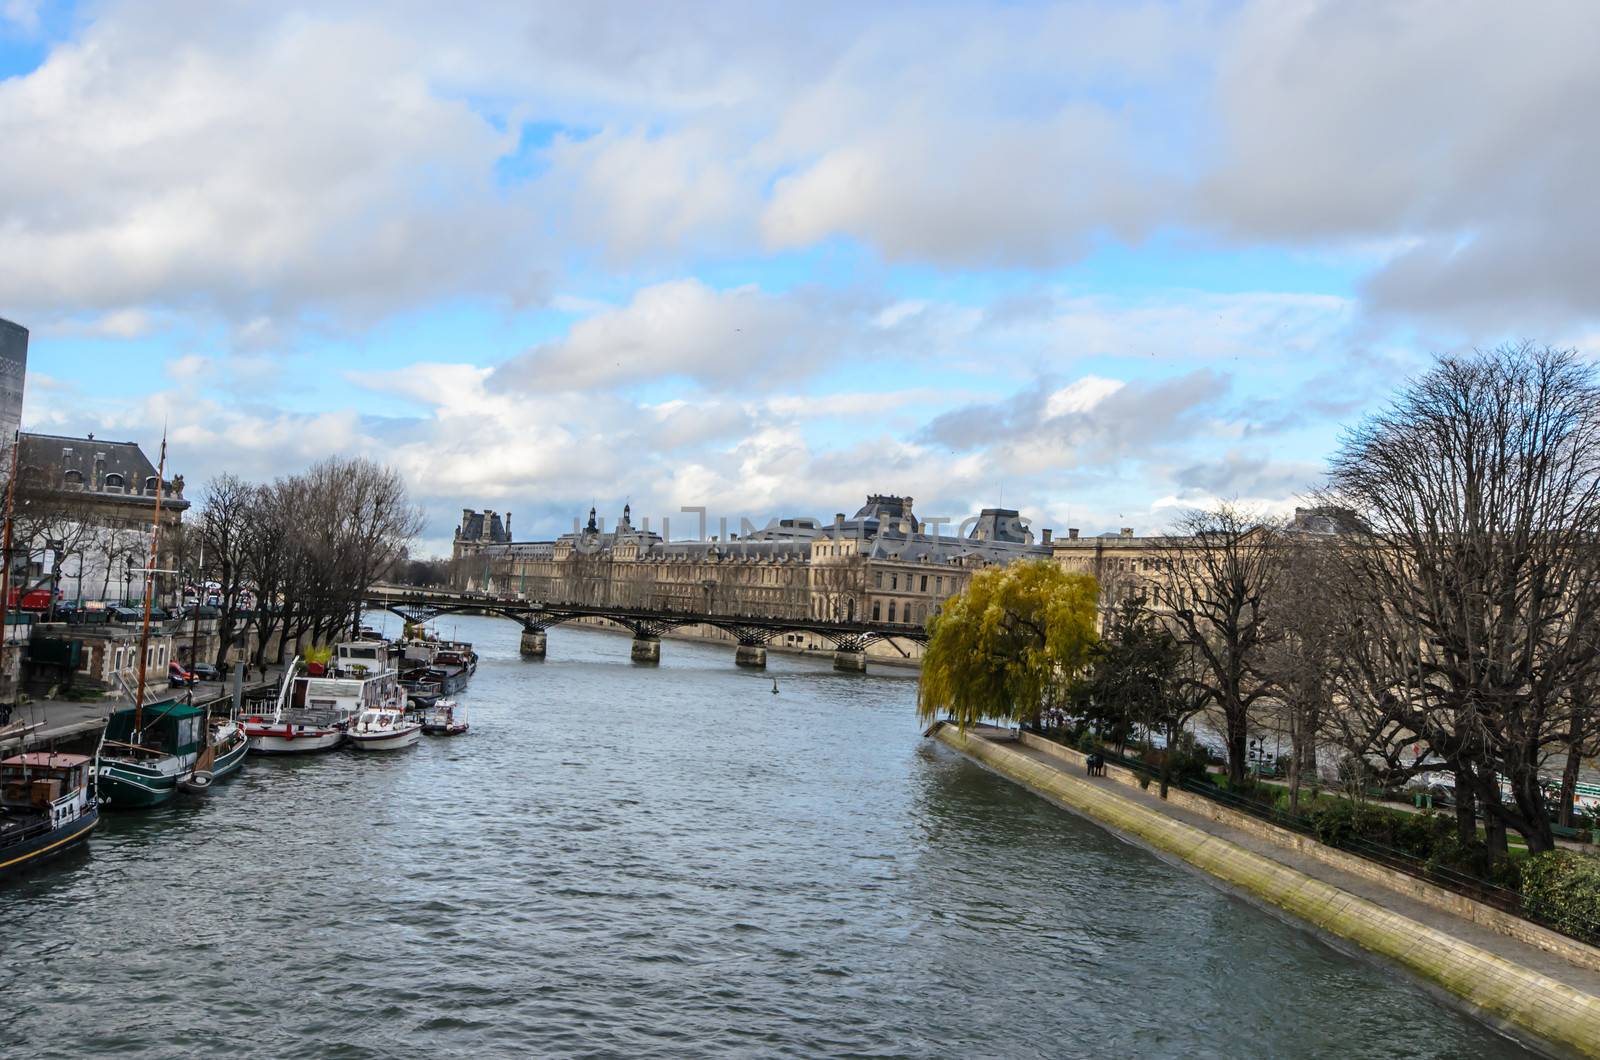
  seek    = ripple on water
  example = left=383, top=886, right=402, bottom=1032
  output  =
left=1, top=617, right=1538, bottom=1059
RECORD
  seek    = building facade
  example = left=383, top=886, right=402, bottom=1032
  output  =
left=450, top=495, right=1053, bottom=662
left=14, top=432, right=189, bottom=607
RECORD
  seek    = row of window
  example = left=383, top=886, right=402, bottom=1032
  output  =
left=60, top=470, right=161, bottom=490
left=872, top=571, right=947, bottom=594
left=79, top=641, right=169, bottom=675
left=872, top=599, right=935, bottom=625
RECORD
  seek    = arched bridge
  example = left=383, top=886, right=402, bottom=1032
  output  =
left=363, top=585, right=929, bottom=671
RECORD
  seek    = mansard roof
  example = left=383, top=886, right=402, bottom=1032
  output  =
left=19, top=431, right=189, bottom=510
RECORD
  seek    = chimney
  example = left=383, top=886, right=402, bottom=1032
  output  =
left=1068, top=528, right=1079, bottom=540
left=1041, top=528, right=1053, bottom=545
left=505, top=513, right=512, bottom=537
left=1120, top=527, right=1134, bottom=537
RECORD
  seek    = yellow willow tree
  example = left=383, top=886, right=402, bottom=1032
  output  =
left=917, top=560, right=1099, bottom=731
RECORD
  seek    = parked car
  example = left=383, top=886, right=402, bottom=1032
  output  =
left=167, top=661, right=197, bottom=688
left=190, top=663, right=222, bottom=682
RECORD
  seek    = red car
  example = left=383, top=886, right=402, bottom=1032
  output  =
left=168, top=661, right=198, bottom=688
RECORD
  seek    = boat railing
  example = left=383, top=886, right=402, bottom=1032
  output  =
left=241, top=707, right=345, bottom=728
left=0, top=816, right=54, bottom=845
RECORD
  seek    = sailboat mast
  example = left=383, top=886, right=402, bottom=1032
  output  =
left=132, top=434, right=169, bottom=735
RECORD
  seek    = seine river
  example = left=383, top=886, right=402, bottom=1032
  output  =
left=2, top=615, right=1532, bottom=1058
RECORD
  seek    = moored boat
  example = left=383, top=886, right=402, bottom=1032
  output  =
left=421, top=699, right=469, bottom=736
left=347, top=706, right=421, bottom=751
left=89, top=429, right=198, bottom=810
left=242, top=644, right=406, bottom=754
left=179, top=710, right=249, bottom=793
left=95, top=699, right=207, bottom=808
left=1, top=753, right=98, bottom=878
left=399, top=629, right=476, bottom=691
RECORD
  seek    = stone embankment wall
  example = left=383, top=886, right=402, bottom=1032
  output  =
left=930, top=722, right=1600, bottom=1058
left=1015, top=730, right=1600, bottom=974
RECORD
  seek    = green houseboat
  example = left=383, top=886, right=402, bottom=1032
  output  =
left=94, top=700, right=206, bottom=808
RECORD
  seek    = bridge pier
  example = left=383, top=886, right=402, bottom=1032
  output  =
left=520, top=629, right=547, bottom=658
left=833, top=648, right=867, bottom=673
left=631, top=636, right=661, bottom=664
left=734, top=644, right=767, bottom=669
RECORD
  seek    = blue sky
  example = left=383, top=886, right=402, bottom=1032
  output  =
left=4, top=1, right=1597, bottom=554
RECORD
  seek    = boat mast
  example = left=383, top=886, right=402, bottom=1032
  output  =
left=132, top=433, right=169, bottom=736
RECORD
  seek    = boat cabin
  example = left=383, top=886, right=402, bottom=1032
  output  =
left=102, top=702, right=205, bottom=762
left=334, top=640, right=389, bottom=677
left=290, top=671, right=402, bottom=715
left=2, top=753, right=93, bottom=831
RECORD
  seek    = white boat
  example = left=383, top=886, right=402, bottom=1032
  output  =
left=241, top=644, right=406, bottom=754
left=347, top=707, right=421, bottom=751
left=421, top=699, right=469, bottom=736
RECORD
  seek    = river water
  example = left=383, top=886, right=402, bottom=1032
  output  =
left=2, top=615, right=1533, bottom=1058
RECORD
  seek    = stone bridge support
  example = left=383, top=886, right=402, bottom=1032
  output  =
left=831, top=635, right=869, bottom=673
left=631, top=636, right=661, bottom=664
left=832, top=649, right=867, bottom=673
left=723, top=625, right=778, bottom=669
left=520, top=629, right=547, bottom=658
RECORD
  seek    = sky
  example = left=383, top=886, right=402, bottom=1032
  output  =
left=3, top=0, right=1597, bottom=556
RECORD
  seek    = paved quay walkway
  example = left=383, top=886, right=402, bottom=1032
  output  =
left=1, top=668, right=286, bottom=754
left=933, top=722, right=1600, bottom=1057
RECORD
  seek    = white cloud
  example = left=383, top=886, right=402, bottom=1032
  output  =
left=2, top=0, right=40, bottom=32
left=1045, top=376, right=1123, bottom=418
left=1201, top=0, right=1600, bottom=329
left=0, top=5, right=541, bottom=329
left=493, top=278, right=875, bottom=391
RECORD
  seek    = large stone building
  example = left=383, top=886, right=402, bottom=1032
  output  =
left=451, top=495, right=1053, bottom=663
left=1050, top=508, right=1354, bottom=625
left=14, top=432, right=189, bottom=606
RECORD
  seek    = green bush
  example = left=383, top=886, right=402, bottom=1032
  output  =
left=1519, top=851, right=1600, bottom=938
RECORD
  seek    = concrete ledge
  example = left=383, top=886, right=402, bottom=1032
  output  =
left=932, top=722, right=1600, bottom=1058
left=1016, top=731, right=1600, bottom=975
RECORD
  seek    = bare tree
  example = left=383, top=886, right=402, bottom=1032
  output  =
left=197, top=474, right=255, bottom=670
left=1262, top=525, right=1348, bottom=811
left=9, top=464, right=102, bottom=608
left=1321, top=344, right=1600, bottom=856
left=1154, top=504, right=1283, bottom=785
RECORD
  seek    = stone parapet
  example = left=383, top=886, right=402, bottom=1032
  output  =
left=931, top=722, right=1600, bottom=1058
left=1015, top=730, right=1600, bottom=974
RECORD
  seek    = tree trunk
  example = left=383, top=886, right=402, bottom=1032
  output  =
left=1475, top=773, right=1510, bottom=861
left=1453, top=767, right=1478, bottom=845
left=1558, top=725, right=1584, bottom=830
left=1225, top=705, right=1247, bottom=786
left=1507, top=762, right=1555, bottom=855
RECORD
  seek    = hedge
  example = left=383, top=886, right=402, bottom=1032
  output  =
left=1519, top=849, right=1600, bottom=940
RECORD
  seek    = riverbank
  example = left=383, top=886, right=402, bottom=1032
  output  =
left=929, top=721, right=1600, bottom=1058
left=0, top=669, right=285, bottom=755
